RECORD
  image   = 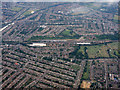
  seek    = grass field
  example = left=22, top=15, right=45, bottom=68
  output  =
left=71, top=42, right=119, bottom=59
left=23, top=11, right=32, bottom=16
left=61, top=29, right=76, bottom=36
left=86, top=3, right=101, bottom=10
left=107, top=42, right=118, bottom=49
left=78, top=47, right=85, bottom=55
left=23, top=10, right=34, bottom=16
left=87, top=45, right=109, bottom=58
left=11, top=7, right=22, bottom=11
left=82, top=61, right=90, bottom=80
left=114, top=15, right=120, bottom=20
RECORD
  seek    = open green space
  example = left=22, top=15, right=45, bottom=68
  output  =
left=69, top=42, right=119, bottom=59
left=28, top=29, right=81, bottom=41
left=11, top=7, right=22, bottom=11
left=82, top=61, right=90, bottom=80
left=28, top=35, right=80, bottom=41
left=114, top=15, right=119, bottom=20
left=60, top=29, right=76, bottom=36
left=95, top=33, right=119, bottom=40
left=23, top=10, right=32, bottom=16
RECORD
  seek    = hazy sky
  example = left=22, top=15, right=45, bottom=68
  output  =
left=1, top=0, right=120, bottom=2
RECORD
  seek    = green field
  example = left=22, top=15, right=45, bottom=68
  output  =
left=82, top=61, right=90, bottom=80
left=28, top=29, right=81, bottom=41
left=95, top=33, right=119, bottom=40
left=61, top=29, right=76, bottom=36
left=11, top=7, right=22, bottom=11
left=87, top=45, right=109, bottom=58
left=23, top=9, right=39, bottom=16
left=70, top=42, right=119, bottom=59
left=84, top=42, right=118, bottom=58
left=28, top=35, right=80, bottom=41
left=23, top=10, right=32, bottom=16
left=114, top=15, right=120, bottom=20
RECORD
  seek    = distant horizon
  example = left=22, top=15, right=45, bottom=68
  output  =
left=1, top=0, right=119, bottom=2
